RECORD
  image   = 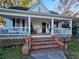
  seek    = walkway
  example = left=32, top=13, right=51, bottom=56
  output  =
left=31, top=51, right=67, bottom=59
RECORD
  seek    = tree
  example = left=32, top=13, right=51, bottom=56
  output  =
left=58, top=0, right=79, bottom=15
left=0, top=0, right=37, bottom=8
left=19, top=0, right=30, bottom=7
left=10, top=0, right=37, bottom=8
left=0, top=16, right=6, bottom=27
left=19, top=0, right=37, bottom=8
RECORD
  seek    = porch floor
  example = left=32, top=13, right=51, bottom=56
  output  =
left=31, top=33, right=51, bottom=38
left=31, top=34, right=71, bottom=38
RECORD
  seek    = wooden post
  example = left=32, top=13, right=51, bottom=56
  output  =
left=28, top=16, right=31, bottom=35
left=70, top=19, right=72, bottom=35
left=22, top=39, right=29, bottom=55
left=51, top=18, right=54, bottom=35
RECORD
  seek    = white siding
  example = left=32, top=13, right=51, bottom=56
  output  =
left=28, top=2, right=50, bottom=13
left=4, top=17, right=13, bottom=28
left=3, top=17, right=29, bottom=28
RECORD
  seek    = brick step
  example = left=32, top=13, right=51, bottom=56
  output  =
left=31, top=44, right=59, bottom=50
left=31, top=41, right=57, bottom=45
left=22, top=36, right=66, bottom=55
left=32, top=38, right=52, bottom=43
left=31, top=47, right=62, bottom=54
left=32, top=37, right=51, bottom=39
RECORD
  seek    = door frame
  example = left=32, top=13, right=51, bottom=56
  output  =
left=42, top=22, right=46, bottom=33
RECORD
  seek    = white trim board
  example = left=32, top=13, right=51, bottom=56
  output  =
left=0, top=12, right=72, bottom=20
left=31, top=35, right=51, bottom=38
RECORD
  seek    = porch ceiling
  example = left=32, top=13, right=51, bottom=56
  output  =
left=3, top=15, right=28, bottom=19
left=31, top=17, right=50, bottom=20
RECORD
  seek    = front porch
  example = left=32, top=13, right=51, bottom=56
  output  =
left=0, top=15, right=30, bottom=39
left=0, top=16, right=72, bottom=39
left=31, top=17, right=72, bottom=37
left=0, top=8, right=72, bottom=39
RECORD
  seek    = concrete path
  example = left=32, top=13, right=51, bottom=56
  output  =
left=31, top=51, right=67, bottom=59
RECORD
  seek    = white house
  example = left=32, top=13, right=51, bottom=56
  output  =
left=0, top=1, right=72, bottom=39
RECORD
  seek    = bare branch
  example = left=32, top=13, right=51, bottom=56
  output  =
left=58, top=0, right=79, bottom=15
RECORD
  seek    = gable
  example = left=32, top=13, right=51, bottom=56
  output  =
left=28, top=2, right=50, bottom=13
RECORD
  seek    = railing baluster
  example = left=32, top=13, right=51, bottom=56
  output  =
left=0, top=27, right=29, bottom=36
left=54, top=28, right=71, bottom=35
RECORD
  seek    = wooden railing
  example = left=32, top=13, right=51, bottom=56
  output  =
left=0, top=27, right=29, bottom=35
left=53, top=28, right=68, bottom=51
left=54, top=28, right=71, bottom=35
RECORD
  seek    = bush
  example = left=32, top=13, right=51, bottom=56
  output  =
left=0, top=39, right=25, bottom=48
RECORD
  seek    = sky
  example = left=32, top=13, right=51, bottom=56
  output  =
left=42, top=0, right=59, bottom=12
left=42, top=0, right=79, bottom=14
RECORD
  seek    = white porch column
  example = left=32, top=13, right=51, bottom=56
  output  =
left=70, top=19, right=72, bottom=35
left=51, top=18, right=54, bottom=35
left=28, top=16, right=31, bottom=35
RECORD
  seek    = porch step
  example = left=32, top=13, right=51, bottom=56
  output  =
left=31, top=41, right=56, bottom=45
left=31, top=44, right=59, bottom=50
left=22, top=36, right=67, bottom=55
left=31, top=37, right=52, bottom=43
left=31, top=48, right=62, bottom=53
left=30, top=37, right=63, bottom=54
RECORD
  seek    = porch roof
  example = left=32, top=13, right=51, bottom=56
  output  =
left=0, top=8, right=73, bottom=20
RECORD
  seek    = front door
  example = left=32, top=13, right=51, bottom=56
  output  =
left=42, top=22, right=46, bottom=33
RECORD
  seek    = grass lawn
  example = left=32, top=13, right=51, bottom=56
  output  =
left=0, top=47, right=33, bottom=59
left=67, top=40, right=79, bottom=59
